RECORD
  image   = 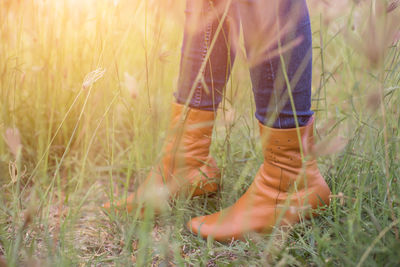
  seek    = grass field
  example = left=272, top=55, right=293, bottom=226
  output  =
left=1, top=0, right=400, bottom=266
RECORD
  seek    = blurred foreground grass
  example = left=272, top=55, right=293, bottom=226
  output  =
left=0, top=0, right=399, bottom=266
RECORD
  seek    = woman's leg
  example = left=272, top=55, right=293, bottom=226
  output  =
left=174, top=0, right=238, bottom=111
left=102, top=0, right=238, bottom=214
left=240, top=0, right=314, bottom=128
left=187, top=0, right=331, bottom=241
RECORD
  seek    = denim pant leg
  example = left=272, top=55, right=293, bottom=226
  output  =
left=174, top=0, right=237, bottom=111
left=239, top=0, right=314, bottom=128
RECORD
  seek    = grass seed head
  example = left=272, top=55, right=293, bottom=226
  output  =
left=3, top=128, right=22, bottom=159
left=343, top=0, right=400, bottom=68
left=82, top=68, right=106, bottom=89
left=123, top=72, right=138, bottom=99
left=313, top=135, right=348, bottom=157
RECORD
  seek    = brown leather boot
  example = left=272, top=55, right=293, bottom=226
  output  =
left=103, top=103, right=220, bottom=213
left=186, top=117, right=331, bottom=241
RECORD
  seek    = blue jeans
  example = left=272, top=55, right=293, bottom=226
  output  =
left=174, top=0, right=314, bottom=128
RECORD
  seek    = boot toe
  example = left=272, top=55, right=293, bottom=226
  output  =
left=101, top=194, right=137, bottom=213
left=187, top=213, right=236, bottom=242
left=187, top=216, right=208, bottom=237
left=101, top=201, right=111, bottom=211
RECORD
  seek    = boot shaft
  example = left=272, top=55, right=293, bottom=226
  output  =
left=163, top=103, right=216, bottom=173
left=259, top=117, right=320, bottom=192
